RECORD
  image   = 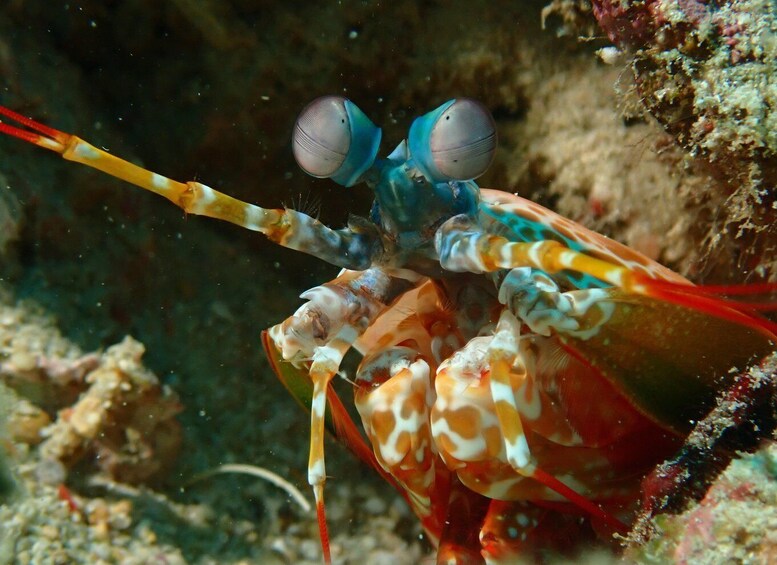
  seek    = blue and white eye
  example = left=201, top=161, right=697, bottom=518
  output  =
left=292, top=96, right=382, bottom=187
left=407, top=98, right=496, bottom=182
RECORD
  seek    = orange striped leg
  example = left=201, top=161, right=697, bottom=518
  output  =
left=485, top=311, right=627, bottom=533
left=354, top=347, right=437, bottom=521
left=0, top=105, right=378, bottom=270
left=307, top=337, right=352, bottom=565
left=487, top=311, right=535, bottom=475
left=436, top=218, right=649, bottom=292
left=497, top=268, right=616, bottom=340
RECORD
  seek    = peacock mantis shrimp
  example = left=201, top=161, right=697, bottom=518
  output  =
left=0, top=96, right=775, bottom=563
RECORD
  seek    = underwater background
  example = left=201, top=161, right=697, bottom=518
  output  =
left=0, top=0, right=775, bottom=563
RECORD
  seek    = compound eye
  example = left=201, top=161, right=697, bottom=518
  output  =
left=408, top=98, right=497, bottom=182
left=292, top=96, right=381, bottom=187
left=430, top=99, right=497, bottom=180
left=293, top=96, right=350, bottom=178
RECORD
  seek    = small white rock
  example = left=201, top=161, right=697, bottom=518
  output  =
left=597, top=46, right=623, bottom=65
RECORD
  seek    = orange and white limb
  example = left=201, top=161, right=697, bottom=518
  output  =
left=431, top=314, right=629, bottom=536
left=0, top=105, right=380, bottom=270
left=436, top=215, right=653, bottom=293
left=438, top=213, right=777, bottom=340
left=266, top=267, right=420, bottom=563
left=354, top=347, right=439, bottom=522
left=497, top=268, right=618, bottom=340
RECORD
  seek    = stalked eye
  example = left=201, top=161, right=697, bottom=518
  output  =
left=292, top=96, right=382, bottom=187
left=407, top=98, right=497, bottom=182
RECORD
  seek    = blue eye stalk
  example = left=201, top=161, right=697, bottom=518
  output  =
left=292, top=96, right=497, bottom=240
left=292, top=96, right=382, bottom=187
left=407, top=98, right=497, bottom=183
